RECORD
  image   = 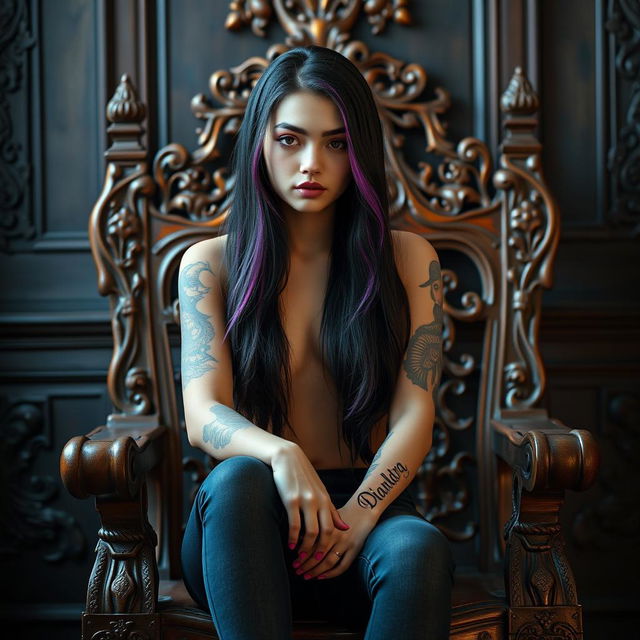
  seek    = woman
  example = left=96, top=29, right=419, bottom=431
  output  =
left=179, top=45, right=453, bottom=639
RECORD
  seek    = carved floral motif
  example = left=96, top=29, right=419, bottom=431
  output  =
left=0, top=399, right=85, bottom=561
left=0, top=0, right=35, bottom=250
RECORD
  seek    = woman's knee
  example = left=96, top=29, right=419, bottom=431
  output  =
left=371, top=517, right=454, bottom=584
left=198, top=455, right=275, bottom=511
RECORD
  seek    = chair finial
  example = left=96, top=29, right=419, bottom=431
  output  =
left=106, top=74, right=147, bottom=124
left=500, top=67, right=539, bottom=116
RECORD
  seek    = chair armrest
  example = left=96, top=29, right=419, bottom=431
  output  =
left=60, top=423, right=166, bottom=500
left=492, top=414, right=600, bottom=492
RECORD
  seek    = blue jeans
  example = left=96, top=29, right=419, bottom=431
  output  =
left=181, top=456, right=454, bottom=639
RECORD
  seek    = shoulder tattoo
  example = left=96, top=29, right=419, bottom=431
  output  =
left=402, top=259, right=443, bottom=393
left=179, top=260, right=219, bottom=386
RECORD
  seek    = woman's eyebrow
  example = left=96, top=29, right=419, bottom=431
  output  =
left=273, top=122, right=346, bottom=137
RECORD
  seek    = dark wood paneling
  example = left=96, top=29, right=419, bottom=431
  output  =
left=39, top=0, right=100, bottom=239
left=541, top=0, right=598, bottom=229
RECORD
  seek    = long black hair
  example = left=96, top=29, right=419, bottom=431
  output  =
left=222, top=45, right=410, bottom=463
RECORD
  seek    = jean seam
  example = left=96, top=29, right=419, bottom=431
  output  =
left=358, top=554, right=377, bottom=601
left=199, top=510, right=226, bottom=640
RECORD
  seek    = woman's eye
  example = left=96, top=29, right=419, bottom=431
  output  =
left=329, top=139, right=347, bottom=151
left=277, top=135, right=297, bottom=147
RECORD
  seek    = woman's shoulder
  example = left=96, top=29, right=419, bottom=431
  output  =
left=182, top=234, right=229, bottom=285
left=390, top=229, right=438, bottom=286
left=183, top=233, right=228, bottom=266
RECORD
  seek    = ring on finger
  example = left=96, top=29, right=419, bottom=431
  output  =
left=334, top=550, right=344, bottom=560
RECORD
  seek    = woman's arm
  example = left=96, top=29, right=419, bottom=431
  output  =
left=346, top=231, right=441, bottom=519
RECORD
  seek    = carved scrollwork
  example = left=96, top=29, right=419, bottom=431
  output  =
left=0, top=399, right=85, bottom=562
left=505, top=476, right=580, bottom=633
left=87, top=489, right=158, bottom=616
left=225, top=0, right=411, bottom=41
left=152, top=3, right=495, bottom=232
left=101, top=190, right=154, bottom=415
left=88, top=617, right=154, bottom=640
left=338, top=40, right=493, bottom=219
left=92, top=76, right=157, bottom=417
left=606, top=0, right=640, bottom=233
left=0, top=0, right=36, bottom=251
left=495, top=67, right=559, bottom=410
left=416, top=444, right=477, bottom=542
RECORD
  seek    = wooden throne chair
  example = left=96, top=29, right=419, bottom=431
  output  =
left=60, top=3, right=600, bottom=639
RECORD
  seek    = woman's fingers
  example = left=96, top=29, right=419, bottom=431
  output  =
left=297, top=504, right=320, bottom=560
left=305, top=547, right=353, bottom=580
left=285, top=499, right=302, bottom=550
left=294, top=506, right=336, bottom=573
left=331, top=506, right=350, bottom=531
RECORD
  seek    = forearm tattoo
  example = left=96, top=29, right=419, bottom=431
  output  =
left=179, top=260, right=218, bottom=386
left=357, top=462, right=410, bottom=510
left=364, top=431, right=394, bottom=480
left=202, top=404, right=251, bottom=449
left=402, top=259, right=443, bottom=393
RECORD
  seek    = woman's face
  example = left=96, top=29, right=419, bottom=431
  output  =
left=262, top=90, right=353, bottom=217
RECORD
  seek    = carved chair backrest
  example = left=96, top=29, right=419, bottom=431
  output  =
left=92, top=40, right=557, bottom=579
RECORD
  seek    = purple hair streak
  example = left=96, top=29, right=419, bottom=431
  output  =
left=224, top=143, right=268, bottom=342
left=317, top=81, right=386, bottom=319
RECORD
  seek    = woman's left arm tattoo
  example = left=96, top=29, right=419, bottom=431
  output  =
left=357, top=462, right=410, bottom=510
left=364, top=431, right=395, bottom=480
left=402, top=259, right=443, bottom=395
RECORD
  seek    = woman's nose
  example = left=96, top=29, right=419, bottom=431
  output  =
left=300, top=144, right=321, bottom=174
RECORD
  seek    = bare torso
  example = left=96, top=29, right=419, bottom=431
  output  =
left=216, top=234, right=389, bottom=469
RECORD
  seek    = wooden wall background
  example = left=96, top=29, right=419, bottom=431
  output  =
left=0, top=0, right=638, bottom=637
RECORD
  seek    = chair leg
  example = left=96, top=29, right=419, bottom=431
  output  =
left=505, top=484, right=583, bottom=640
left=81, top=485, right=160, bottom=639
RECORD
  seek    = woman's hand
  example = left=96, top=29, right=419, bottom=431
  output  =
left=291, top=502, right=377, bottom=580
left=270, top=443, right=350, bottom=559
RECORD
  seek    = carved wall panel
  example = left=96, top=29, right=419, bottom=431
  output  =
left=606, top=0, right=640, bottom=234
left=0, top=0, right=33, bottom=250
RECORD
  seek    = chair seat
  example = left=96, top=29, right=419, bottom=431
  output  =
left=158, top=572, right=506, bottom=639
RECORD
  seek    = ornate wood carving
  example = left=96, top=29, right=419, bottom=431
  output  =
left=90, top=75, right=157, bottom=420
left=225, top=0, right=412, bottom=40
left=504, top=479, right=583, bottom=639
left=0, top=0, right=35, bottom=251
left=606, top=0, right=640, bottom=234
left=494, top=67, right=559, bottom=410
left=0, top=398, right=85, bottom=561
left=83, top=614, right=158, bottom=640
left=86, top=486, right=158, bottom=616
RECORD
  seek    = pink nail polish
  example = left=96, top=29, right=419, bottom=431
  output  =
left=299, top=551, right=307, bottom=559
left=293, top=560, right=300, bottom=569
left=296, top=569, right=304, bottom=575
left=314, top=551, right=324, bottom=561
left=318, top=574, right=327, bottom=580
left=304, top=573, right=312, bottom=580
left=288, top=542, right=296, bottom=550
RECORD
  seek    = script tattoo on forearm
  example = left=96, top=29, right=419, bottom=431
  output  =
left=402, top=259, right=443, bottom=394
left=357, top=462, right=410, bottom=510
left=179, top=261, right=218, bottom=386
left=202, top=404, right=251, bottom=449
left=364, top=431, right=394, bottom=480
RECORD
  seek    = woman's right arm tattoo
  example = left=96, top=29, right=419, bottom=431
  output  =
left=179, top=260, right=219, bottom=387
left=202, top=404, right=252, bottom=449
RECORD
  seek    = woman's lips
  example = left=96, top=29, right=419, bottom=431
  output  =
left=295, top=187, right=326, bottom=198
